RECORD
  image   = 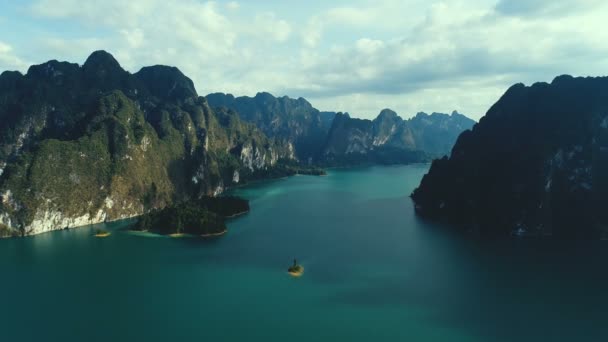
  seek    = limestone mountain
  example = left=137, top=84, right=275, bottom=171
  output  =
left=0, top=51, right=294, bottom=237
left=206, top=92, right=331, bottom=161
left=408, top=111, right=476, bottom=156
left=412, top=75, right=608, bottom=238
left=322, top=109, right=475, bottom=165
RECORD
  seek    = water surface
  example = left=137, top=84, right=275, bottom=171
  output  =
left=1, top=165, right=607, bottom=341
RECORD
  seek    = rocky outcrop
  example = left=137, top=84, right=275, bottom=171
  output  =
left=206, top=92, right=331, bottom=161
left=411, top=75, right=608, bottom=238
left=322, top=109, right=475, bottom=165
left=408, top=111, right=476, bottom=156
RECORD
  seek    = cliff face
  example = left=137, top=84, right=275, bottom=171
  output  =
left=206, top=92, right=331, bottom=161
left=0, top=51, right=294, bottom=237
left=322, top=109, right=475, bottom=165
left=412, top=75, right=608, bottom=238
left=408, top=111, right=476, bottom=156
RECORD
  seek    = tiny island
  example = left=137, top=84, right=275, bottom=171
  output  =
left=133, top=196, right=249, bottom=237
left=288, top=259, right=304, bottom=277
left=94, top=229, right=111, bottom=238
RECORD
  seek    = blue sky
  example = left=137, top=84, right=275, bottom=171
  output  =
left=1, top=0, right=607, bottom=120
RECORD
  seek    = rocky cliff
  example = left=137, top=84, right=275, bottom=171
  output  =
left=322, top=109, right=475, bottom=165
left=206, top=92, right=332, bottom=161
left=0, top=51, right=294, bottom=237
left=411, top=75, right=608, bottom=238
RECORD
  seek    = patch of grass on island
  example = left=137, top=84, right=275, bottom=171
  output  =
left=133, top=196, right=249, bottom=237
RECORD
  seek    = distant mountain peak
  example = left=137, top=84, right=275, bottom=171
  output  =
left=135, top=65, right=197, bottom=100
left=254, top=92, right=275, bottom=101
left=378, top=108, right=399, bottom=119
left=552, top=74, right=574, bottom=85
left=83, top=50, right=124, bottom=73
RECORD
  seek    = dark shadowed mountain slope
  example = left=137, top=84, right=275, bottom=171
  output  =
left=412, top=75, right=608, bottom=238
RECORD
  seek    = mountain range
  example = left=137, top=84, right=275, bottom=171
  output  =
left=0, top=51, right=474, bottom=237
left=206, top=93, right=475, bottom=164
left=322, top=110, right=474, bottom=165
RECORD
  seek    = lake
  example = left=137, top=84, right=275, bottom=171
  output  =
left=1, top=165, right=608, bottom=341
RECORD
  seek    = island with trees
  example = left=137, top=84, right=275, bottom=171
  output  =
left=133, top=196, right=250, bottom=237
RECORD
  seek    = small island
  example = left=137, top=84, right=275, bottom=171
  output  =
left=133, top=196, right=249, bottom=237
left=94, top=229, right=111, bottom=238
left=295, top=167, right=327, bottom=176
left=288, top=259, right=304, bottom=277
left=248, top=162, right=327, bottom=180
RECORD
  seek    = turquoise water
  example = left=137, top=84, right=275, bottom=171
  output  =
left=1, top=165, right=608, bottom=341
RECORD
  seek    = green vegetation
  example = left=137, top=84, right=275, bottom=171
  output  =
left=1, top=91, right=182, bottom=230
left=133, top=196, right=249, bottom=236
left=0, top=223, right=14, bottom=238
left=0, top=52, right=295, bottom=235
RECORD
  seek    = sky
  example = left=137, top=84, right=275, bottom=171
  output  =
left=0, top=0, right=607, bottom=120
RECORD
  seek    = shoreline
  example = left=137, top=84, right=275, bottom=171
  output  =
left=130, top=229, right=228, bottom=239
left=225, top=210, right=250, bottom=219
left=200, top=230, right=227, bottom=238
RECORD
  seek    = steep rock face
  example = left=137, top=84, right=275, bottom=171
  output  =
left=411, top=75, right=608, bottom=238
left=0, top=51, right=294, bottom=237
left=409, top=111, right=476, bottom=156
left=322, top=109, right=474, bottom=165
left=206, top=92, right=330, bottom=161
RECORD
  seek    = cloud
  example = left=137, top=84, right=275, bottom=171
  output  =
left=0, top=42, right=28, bottom=72
left=120, top=28, right=145, bottom=49
left=253, top=12, right=292, bottom=42
left=226, top=1, right=240, bottom=10
left=286, top=0, right=608, bottom=118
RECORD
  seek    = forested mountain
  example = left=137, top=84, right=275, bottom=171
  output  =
left=412, top=75, right=608, bottom=238
left=0, top=51, right=295, bottom=237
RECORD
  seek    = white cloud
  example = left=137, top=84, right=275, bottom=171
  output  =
left=120, top=28, right=145, bottom=49
left=226, top=1, right=240, bottom=10
left=253, top=12, right=292, bottom=42
left=0, top=42, right=29, bottom=72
